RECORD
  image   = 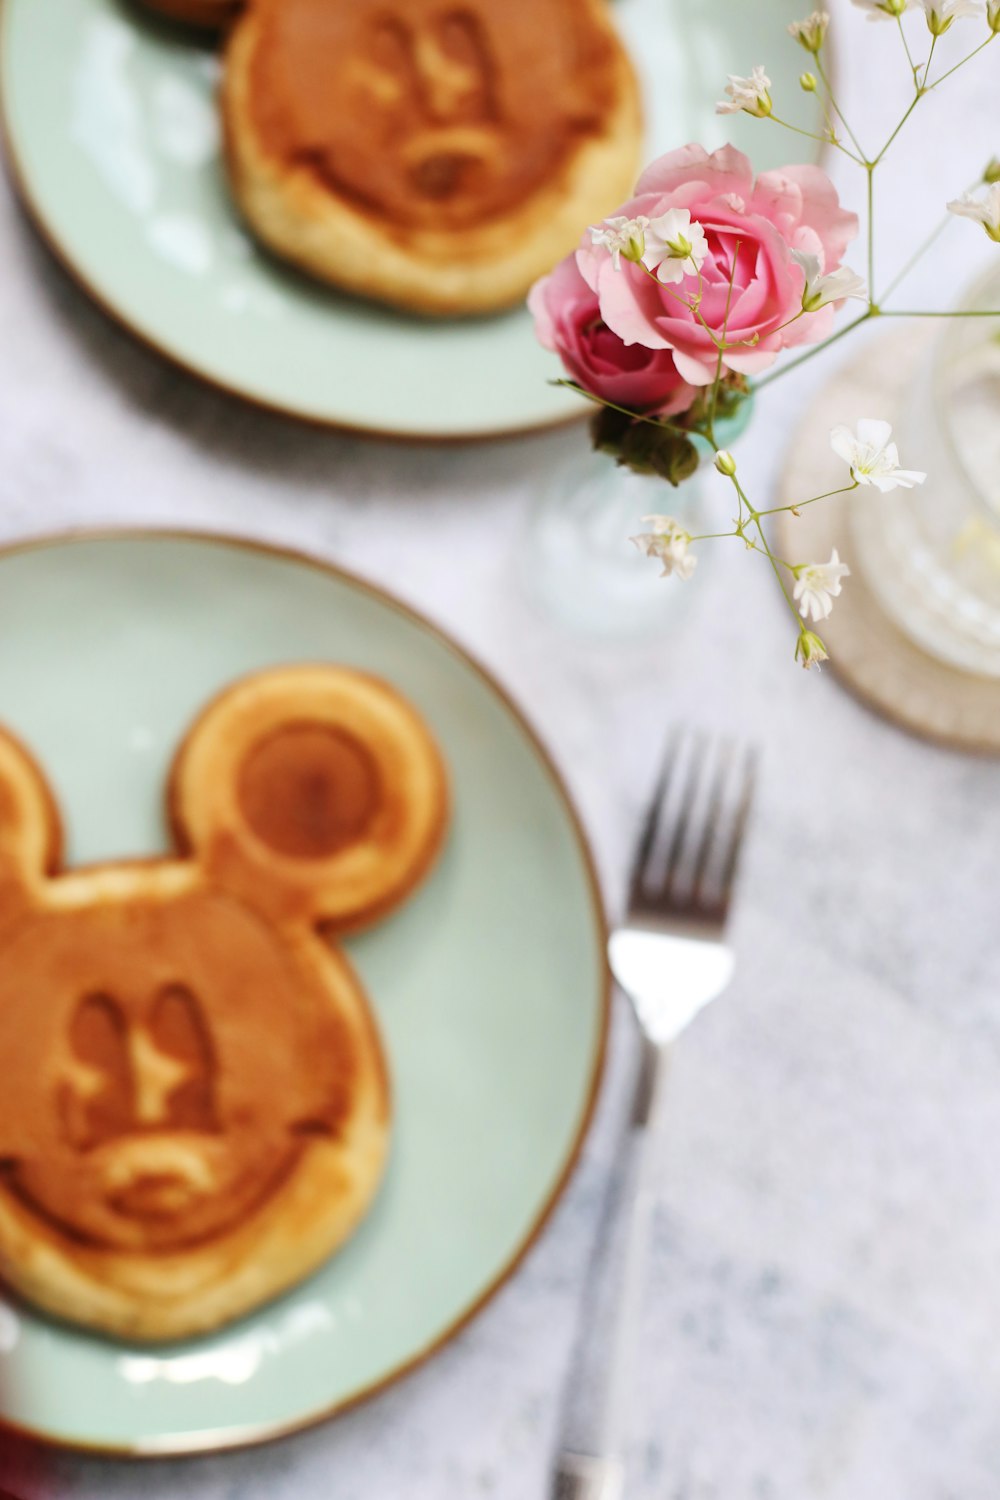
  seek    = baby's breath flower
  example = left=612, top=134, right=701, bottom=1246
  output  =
left=714, top=450, right=738, bottom=477
left=643, top=208, right=709, bottom=284
left=792, top=251, right=867, bottom=311
left=851, top=0, right=911, bottom=17
left=589, top=215, right=649, bottom=271
left=788, top=10, right=830, bottom=50
left=792, top=550, right=851, bottom=622
left=716, top=66, right=773, bottom=117
left=830, top=419, right=927, bottom=491
left=796, top=631, right=830, bottom=670
left=920, top=0, right=982, bottom=33
left=948, top=182, right=1000, bottom=241
left=631, top=517, right=697, bottom=580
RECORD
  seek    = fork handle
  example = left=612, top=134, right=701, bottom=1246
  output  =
left=551, top=1036, right=671, bottom=1490
left=553, top=1452, right=625, bottom=1500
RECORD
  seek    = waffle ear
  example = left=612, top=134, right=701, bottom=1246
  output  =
left=169, top=666, right=449, bottom=933
left=0, top=728, right=62, bottom=909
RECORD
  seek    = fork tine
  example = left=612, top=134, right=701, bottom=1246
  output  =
left=689, top=739, right=735, bottom=911
left=627, top=730, right=681, bottom=911
left=714, top=747, right=758, bottom=913
left=658, top=730, right=707, bottom=904
left=629, top=730, right=757, bottom=923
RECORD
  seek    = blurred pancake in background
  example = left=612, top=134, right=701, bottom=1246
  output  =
left=221, top=0, right=642, bottom=315
left=137, top=0, right=240, bottom=30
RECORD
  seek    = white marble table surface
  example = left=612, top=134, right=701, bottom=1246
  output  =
left=3, top=6, right=1000, bottom=1496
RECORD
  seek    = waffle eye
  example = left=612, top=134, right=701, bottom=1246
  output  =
left=147, top=984, right=218, bottom=1133
left=60, top=993, right=134, bottom=1151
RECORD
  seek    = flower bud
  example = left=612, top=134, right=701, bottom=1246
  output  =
left=989, top=0, right=1000, bottom=32
left=621, top=229, right=646, bottom=266
left=714, top=450, right=738, bottom=477
left=788, top=11, right=830, bottom=52
left=795, top=630, right=829, bottom=670
left=800, top=71, right=818, bottom=91
left=986, top=158, right=1000, bottom=185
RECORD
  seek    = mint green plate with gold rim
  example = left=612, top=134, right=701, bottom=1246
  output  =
left=0, top=530, right=608, bottom=1455
left=0, top=0, right=821, bottom=440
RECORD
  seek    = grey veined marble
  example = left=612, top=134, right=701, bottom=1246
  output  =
left=3, top=3, right=1000, bottom=1494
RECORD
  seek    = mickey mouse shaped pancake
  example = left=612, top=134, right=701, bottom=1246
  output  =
left=221, top=0, right=642, bottom=314
left=0, top=667, right=448, bottom=1342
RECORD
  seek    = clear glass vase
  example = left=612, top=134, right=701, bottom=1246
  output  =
left=849, top=266, right=1000, bottom=677
left=521, top=404, right=752, bottom=642
left=520, top=450, right=706, bottom=640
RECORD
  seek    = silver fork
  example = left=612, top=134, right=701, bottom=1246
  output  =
left=552, top=731, right=757, bottom=1500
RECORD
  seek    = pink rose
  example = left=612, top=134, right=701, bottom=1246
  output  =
left=529, top=254, right=697, bottom=417
left=577, top=143, right=859, bottom=386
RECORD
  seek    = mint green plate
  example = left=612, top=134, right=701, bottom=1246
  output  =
left=0, top=0, right=821, bottom=439
left=0, top=531, right=608, bottom=1455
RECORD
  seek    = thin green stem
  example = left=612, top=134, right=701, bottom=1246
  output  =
left=707, top=240, right=742, bottom=441
left=873, top=91, right=922, bottom=166
left=878, top=213, right=951, bottom=304
left=764, top=309, right=808, bottom=341
left=757, top=482, right=859, bottom=518
left=755, top=522, right=800, bottom=611
left=770, top=113, right=866, bottom=168
left=550, top=382, right=690, bottom=436
left=641, top=266, right=723, bottom=349
left=927, top=33, right=995, bottom=90
left=896, top=13, right=919, bottom=84
left=752, top=311, right=874, bottom=393
left=880, top=308, right=1000, bottom=318
left=815, top=53, right=868, bottom=161
left=922, top=32, right=938, bottom=88
left=866, top=166, right=875, bottom=297
left=741, top=506, right=802, bottom=622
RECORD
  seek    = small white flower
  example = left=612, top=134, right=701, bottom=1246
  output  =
left=631, top=517, right=697, bottom=580
left=830, top=419, right=927, bottom=492
left=792, top=251, right=867, bottom=311
left=920, top=0, right=982, bottom=32
left=792, top=550, right=851, bottom=622
left=716, top=65, right=773, bottom=117
left=642, top=208, right=709, bottom=283
left=795, top=630, right=829, bottom=669
left=589, top=215, right=650, bottom=271
left=947, top=183, right=1000, bottom=242
left=851, top=0, right=911, bottom=18
left=788, top=10, right=830, bottom=49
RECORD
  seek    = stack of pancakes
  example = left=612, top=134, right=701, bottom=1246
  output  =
left=140, top=0, right=642, bottom=315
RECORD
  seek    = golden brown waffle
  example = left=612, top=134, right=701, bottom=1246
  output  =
left=0, top=666, right=448, bottom=1341
left=221, top=0, right=642, bottom=314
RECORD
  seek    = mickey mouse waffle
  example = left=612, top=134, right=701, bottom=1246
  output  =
left=220, top=0, right=642, bottom=315
left=0, top=666, right=448, bottom=1343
